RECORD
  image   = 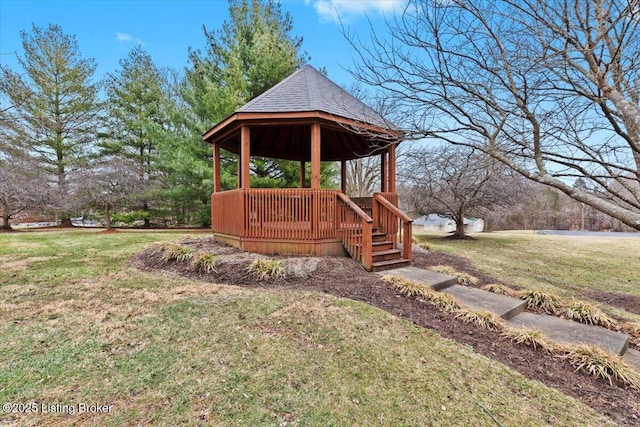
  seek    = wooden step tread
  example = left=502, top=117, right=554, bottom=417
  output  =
left=372, top=249, right=401, bottom=256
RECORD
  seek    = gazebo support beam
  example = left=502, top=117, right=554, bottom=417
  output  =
left=241, top=126, right=251, bottom=189
left=341, top=160, right=347, bottom=194
left=311, top=122, right=321, bottom=189
left=388, top=143, right=396, bottom=193
left=381, top=151, right=388, bottom=193
left=213, top=142, right=221, bottom=193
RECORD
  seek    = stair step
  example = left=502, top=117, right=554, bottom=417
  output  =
left=507, top=312, right=629, bottom=356
left=372, top=249, right=402, bottom=262
left=372, top=232, right=387, bottom=242
left=441, top=285, right=526, bottom=320
left=372, top=241, right=394, bottom=251
left=371, top=258, right=411, bottom=272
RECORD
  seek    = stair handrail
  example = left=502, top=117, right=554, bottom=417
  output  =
left=373, top=193, right=413, bottom=261
left=336, top=193, right=374, bottom=271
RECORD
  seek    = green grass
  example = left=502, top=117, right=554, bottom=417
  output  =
left=414, top=230, right=640, bottom=322
left=0, top=230, right=617, bottom=426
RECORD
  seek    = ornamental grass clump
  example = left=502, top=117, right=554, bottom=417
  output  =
left=562, top=344, right=640, bottom=389
left=501, top=326, right=556, bottom=353
left=383, top=276, right=433, bottom=299
left=560, top=299, right=616, bottom=328
left=161, top=243, right=194, bottom=263
left=519, top=288, right=562, bottom=314
left=621, top=322, right=640, bottom=339
left=248, top=258, right=285, bottom=281
left=191, top=253, right=219, bottom=273
left=454, top=309, right=504, bottom=330
left=430, top=265, right=478, bottom=286
left=428, top=292, right=463, bottom=312
left=481, top=283, right=517, bottom=297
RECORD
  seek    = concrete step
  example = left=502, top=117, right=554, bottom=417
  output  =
left=441, top=285, right=527, bottom=320
left=372, top=248, right=402, bottom=262
left=378, top=266, right=457, bottom=290
left=371, top=258, right=412, bottom=272
left=622, top=348, right=640, bottom=373
left=507, top=312, right=630, bottom=356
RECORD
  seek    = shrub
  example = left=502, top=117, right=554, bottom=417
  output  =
left=161, top=243, right=194, bottom=263
left=192, top=253, right=219, bottom=273
left=248, top=258, right=285, bottom=281
left=481, top=283, right=517, bottom=296
left=501, top=326, right=556, bottom=353
left=562, top=344, right=640, bottom=389
left=560, top=299, right=616, bottom=328
left=430, top=265, right=478, bottom=286
left=454, top=309, right=504, bottom=329
left=519, top=288, right=562, bottom=314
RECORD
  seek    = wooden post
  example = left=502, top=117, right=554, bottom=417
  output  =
left=300, top=161, right=306, bottom=188
left=311, top=122, right=321, bottom=189
left=240, top=126, right=251, bottom=189
left=213, top=142, right=221, bottom=193
left=381, top=152, right=388, bottom=193
left=341, top=160, right=347, bottom=194
left=388, top=143, right=396, bottom=193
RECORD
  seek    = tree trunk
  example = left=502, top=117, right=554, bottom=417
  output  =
left=105, top=203, right=112, bottom=231
left=453, top=210, right=466, bottom=239
left=1, top=212, right=12, bottom=231
left=143, top=201, right=150, bottom=228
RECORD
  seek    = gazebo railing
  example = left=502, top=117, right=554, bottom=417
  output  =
left=372, top=193, right=413, bottom=261
left=337, top=193, right=373, bottom=270
left=212, top=189, right=340, bottom=240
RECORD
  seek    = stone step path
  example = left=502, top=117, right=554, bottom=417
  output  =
left=378, top=266, right=638, bottom=372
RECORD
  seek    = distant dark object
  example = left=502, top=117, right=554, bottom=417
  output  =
left=536, top=230, right=639, bottom=238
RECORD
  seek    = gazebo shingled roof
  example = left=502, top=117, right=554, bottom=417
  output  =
left=202, top=65, right=401, bottom=162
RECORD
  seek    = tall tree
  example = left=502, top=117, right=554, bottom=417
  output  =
left=181, top=0, right=317, bottom=202
left=101, top=46, right=168, bottom=227
left=0, top=24, right=100, bottom=226
left=402, top=145, right=518, bottom=238
left=348, top=0, right=640, bottom=230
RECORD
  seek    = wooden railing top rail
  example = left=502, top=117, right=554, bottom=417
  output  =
left=337, top=193, right=373, bottom=223
left=373, top=193, right=413, bottom=223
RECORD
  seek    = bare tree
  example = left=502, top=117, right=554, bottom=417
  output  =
left=74, top=158, right=143, bottom=231
left=0, top=155, right=49, bottom=231
left=401, top=145, right=517, bottom=238
left=348, top=0, right=640, bottom=230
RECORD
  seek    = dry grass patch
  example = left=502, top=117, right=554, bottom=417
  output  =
left=621, top=322, right=640, bottom=339
left=519, top=288, right=563, bottom=314
left=561, top=299, right=617, bottom=328
left=454, top=309, right=504, bottom=330
left=502, top=326, right=556, bottom=353
left=562, top=344, right=640, bottom=389
left=430, top=265, right=478, bottom=285
left=248, top=258, right=286, bottom=281
left=383, top=275, right=433, bottom=299
left=481, top=283, right=517, bottom=296
left=191, top=253, right=219, bottom=273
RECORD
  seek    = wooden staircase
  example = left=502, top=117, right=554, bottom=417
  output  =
left=337, top=193, right=413, bottom=272
left=370, top=228, right=411, bottom=271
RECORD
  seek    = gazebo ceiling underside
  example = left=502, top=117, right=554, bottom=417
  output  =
left=214, top=119, right=395, bottom=162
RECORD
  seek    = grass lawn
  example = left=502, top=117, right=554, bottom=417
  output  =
left=414, top=230, right=640, bottom=322
left=0, top=230, right=617, bottom=426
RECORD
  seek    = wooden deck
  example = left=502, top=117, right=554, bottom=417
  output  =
left=211, top=189, right=412, bottom=270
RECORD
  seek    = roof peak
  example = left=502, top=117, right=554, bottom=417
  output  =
left=237, top=64, right=393, bottom=129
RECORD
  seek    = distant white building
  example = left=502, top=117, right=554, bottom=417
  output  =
left=414, top=214, right=484, bottom=233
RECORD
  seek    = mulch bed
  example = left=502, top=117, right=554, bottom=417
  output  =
left=131, top=239, right=640, bottom=426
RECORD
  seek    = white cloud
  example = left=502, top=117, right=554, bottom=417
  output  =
left=308, top=0, right=405, bottom=23
left=116, top=32, right=144, bottom=47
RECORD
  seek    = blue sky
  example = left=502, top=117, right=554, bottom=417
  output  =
left=0, top=0, right=404, bottom=87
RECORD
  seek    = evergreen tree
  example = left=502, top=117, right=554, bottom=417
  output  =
left=0, top=24, right=100, bottom=226
left=101, top=45, right=168, bottom=227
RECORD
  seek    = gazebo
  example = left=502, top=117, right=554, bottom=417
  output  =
left=203, top=65, right=412, bottom=271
